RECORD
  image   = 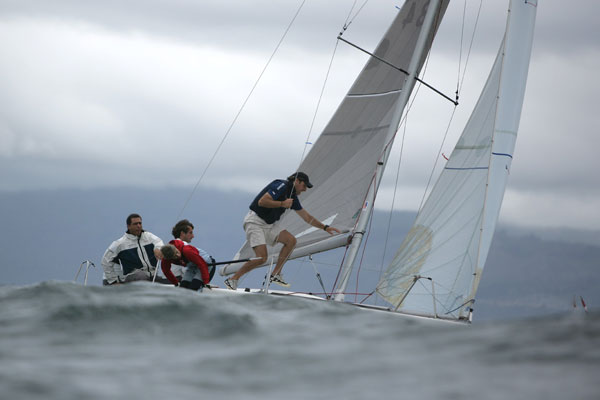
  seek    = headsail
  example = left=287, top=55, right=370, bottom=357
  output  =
left=222, top=0, right=449, bottom=275
left=376, top=0, right=538, bottom=320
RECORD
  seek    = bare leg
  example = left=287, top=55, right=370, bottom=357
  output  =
left=231, top=245, right=268, bottom=281
left=272, top=230, right=296, bottom=277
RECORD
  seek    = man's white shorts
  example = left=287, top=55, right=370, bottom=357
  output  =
left=243, top=211, right=283, bottom=248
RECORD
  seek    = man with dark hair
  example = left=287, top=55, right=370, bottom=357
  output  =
left=126, top=213, right=141, bottom=226
left=224, top=172, right=340, bottom=290
left=101, top=213, right=166, bottom=285
left=172, top=219, right=195, bottom=242
left=164, top=219, right=196, bottom=281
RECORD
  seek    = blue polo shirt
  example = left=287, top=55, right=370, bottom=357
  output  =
left=249, top=179, right=302, bottom=224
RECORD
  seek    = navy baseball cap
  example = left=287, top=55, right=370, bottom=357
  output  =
left=288, top=172, right=313, bottom=188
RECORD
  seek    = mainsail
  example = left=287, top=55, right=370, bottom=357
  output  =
left=376, top=0, right=538, bottom=320
left=222, top=0, right=449, bottom=275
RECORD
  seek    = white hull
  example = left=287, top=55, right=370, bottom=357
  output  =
left=201, top=285, right=469, bottom=324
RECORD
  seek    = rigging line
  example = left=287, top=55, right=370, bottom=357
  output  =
left=359, top=290, right=376, bottom=304
left=409, top=273, right=468, bottom=314
left=417, top=105, right=458, bottom=212
left=345, top=0, right=370, bottom=29
left=403, top=277, right=455, bottom=315
left=456, top=0, right=467, bottom=95
left=415, top=2, right=480, bottom=214
left=297, top=0, right=363, bottom=166
left=458, top=0, right=483, bottom=95
left=338, top=0, right=370, bottom=37
left=337, top=37, right=458, bottom=106
left=297, top=40, right=340, bottom=165
left=176, top=0, right=307, bottom=219
left=377, top=37, right=435, bottom=281
left=345, top=0, right=359, bottom=26
left=377, top=117, right=408, bottom=281
left=445, top=298, right=475, bottom=315
left=354, top=196, right=376, bottom=303
left=297, top=291, right=372, bottom=297
left=293, top=258, right=345, bottom=269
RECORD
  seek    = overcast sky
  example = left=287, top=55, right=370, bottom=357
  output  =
left=1, top=0, right=599, bottom=231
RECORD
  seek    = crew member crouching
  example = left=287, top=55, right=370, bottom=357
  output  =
left=158, top=240, right=215, bottom=291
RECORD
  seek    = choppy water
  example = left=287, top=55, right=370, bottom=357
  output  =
left=0, top=281, right=598, bottom=400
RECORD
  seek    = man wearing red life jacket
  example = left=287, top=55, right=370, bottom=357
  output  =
left=159, top=239, right=215, bottom=291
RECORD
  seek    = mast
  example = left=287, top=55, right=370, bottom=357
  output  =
left=333, top=0, right=444, bottom=302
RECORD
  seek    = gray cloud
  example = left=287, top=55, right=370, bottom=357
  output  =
left=1, top=0, right=599, bottom=230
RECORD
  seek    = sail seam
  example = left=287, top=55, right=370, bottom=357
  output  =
left=455, top=144, right=489, bottom=150
left=322, top=124, right=390, bottom=137
left=444, top=166, right=488, bottom=170
left=496, top=129, right=517, bottom=136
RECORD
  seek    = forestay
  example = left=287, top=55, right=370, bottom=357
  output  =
left=223, top=0, right=449, bottom=275
left=376, top=0, right=537, bottom=320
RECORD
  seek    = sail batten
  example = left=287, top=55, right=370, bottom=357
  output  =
left=347, top=90, right=402, bottom=98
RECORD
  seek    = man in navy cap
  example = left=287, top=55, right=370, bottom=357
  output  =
left=224, top=172, right=340, bottom=290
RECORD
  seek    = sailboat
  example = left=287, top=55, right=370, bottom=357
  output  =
left=217, top=0, right=538, bottom=323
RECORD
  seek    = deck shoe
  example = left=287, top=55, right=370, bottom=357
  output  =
left=224, top=278, right=238, bottom=290
left=270, top=274, right=290, bottom=287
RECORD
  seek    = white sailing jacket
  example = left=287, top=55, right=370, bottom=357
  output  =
left=101, top=231, right=164, bottom=284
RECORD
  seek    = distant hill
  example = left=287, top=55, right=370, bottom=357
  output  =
left=1, top=187, right=598, bottom=321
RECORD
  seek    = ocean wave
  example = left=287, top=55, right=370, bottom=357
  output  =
left=1, top=281, right=599, bottom=399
